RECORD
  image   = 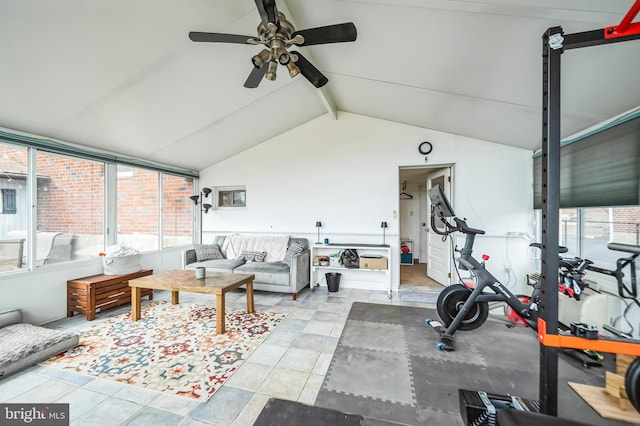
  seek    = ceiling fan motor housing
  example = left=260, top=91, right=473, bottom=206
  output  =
left=188, top=0, right=357, bottom=88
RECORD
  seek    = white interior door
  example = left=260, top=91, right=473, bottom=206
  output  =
left=426, top=169, right=452, bottom=285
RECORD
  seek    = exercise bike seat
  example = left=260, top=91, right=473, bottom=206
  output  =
left=559, top=258, right=584, bottom=269
left=530, top=242, right=569, bottom=254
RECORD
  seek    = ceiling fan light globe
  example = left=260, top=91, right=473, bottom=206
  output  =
left=286, top=61, right=300, bottom=77
left=252, top=49, right=271, bottom=68
left=278, top=52, right=290, bottom=65
left=266, top=61, right=278, bottom=80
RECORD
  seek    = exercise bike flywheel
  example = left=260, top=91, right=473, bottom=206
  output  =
left=437, top=284, right=489, bottom=331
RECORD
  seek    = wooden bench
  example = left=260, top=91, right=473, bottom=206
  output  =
left=67, top=269, right=153, bottom=320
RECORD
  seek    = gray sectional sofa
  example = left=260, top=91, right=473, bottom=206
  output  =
left=0, top=309, right=79, bottom=379
left=182, top=235, right=310, bottom=300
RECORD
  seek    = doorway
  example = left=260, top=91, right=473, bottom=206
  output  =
left=398, top=165, right=453, bottom=292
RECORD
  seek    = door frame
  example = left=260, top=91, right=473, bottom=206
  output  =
left=398, top=164, right=455, bottom=286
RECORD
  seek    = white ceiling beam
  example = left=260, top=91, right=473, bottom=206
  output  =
left=279, top=0, right=337, bottom=120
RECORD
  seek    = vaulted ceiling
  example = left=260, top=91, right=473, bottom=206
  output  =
left=1, top=0, right=639, bottom=172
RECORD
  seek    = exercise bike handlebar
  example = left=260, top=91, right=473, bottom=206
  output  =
left=453, top=217, right=485, bottom=235
left=608, top=242, right=640, bottom=255
left=430, top=210, right=485, bottom=237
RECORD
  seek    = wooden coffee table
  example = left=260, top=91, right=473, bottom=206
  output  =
left=128, top=269, right=255, bottom=334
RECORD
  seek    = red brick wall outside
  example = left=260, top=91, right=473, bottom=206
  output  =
left=162, top=174, right=194, bottom=238
left=36, top=153, right=105, bottom=234
left=0, top=146, right=193, bottom=237
left=613, top=208, right=640, bottom=237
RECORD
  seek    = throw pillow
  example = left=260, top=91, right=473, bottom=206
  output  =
left=194, top=244, right=225, bottom=261
left=238, top=251, right=267, bottom=262
left=283, top=241, right=305, bottom=267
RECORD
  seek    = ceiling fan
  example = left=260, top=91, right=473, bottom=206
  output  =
left=189, top=0, right=357, bottom=88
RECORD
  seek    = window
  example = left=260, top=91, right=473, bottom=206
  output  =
left=559, top=206, right=640, bottom=270
left=117, top=165, right=159, bottom=251
left=1, top=189, right=17, bottom=214
left=0, top=143, right=28, bottom=271
left=36, top=151, right=105, bottom=265
left=162, top=175, right=194, bottom=248
left=1, top=130, right=198, bottom=274
left=216, top=186, right=246, bottom=208
left=534, top=113, right=640, bottom=209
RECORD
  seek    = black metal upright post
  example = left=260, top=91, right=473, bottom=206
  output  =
left=537, top=14, right=640, bottom=415
left=539, top=26, right=563, bottom=416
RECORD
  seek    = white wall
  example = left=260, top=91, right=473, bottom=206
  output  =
left=1, top=111, right=536, bottom=324
left=0, top=247, right=185, bottom=325
left=200, top=112, right=536, bottom=291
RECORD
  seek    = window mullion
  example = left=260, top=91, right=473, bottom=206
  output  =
left=577, top=208, right=584, bottom=258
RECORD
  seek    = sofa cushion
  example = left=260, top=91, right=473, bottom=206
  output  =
left=283, top=241, right=306, bottom=267
left=234, top=261, right=290, bottom=286
left=194, top=243, right=225, bottom=261
left=238, top=251, right=267, bottom=262
left=223, top=234, right=289, bottom=262
left=186, top=258, right=245, bottom=272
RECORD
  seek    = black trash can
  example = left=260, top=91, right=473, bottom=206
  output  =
left=325, top=272, right=341, bottom=292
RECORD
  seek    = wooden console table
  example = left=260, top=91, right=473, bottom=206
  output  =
left=67, top=269, right=153, bottom=320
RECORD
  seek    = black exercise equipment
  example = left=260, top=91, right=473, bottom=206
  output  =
left=426, top=185, right=592, bottom=352
left=539, top=1, right=640, bottom=414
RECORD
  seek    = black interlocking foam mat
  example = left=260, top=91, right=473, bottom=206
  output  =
left=314, top=302, right=630, bottom=426
left=253, top=398, right=401, bottom=426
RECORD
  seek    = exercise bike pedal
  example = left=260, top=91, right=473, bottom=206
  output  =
left=426, top=319, right=456, bottom=351
left=425, top=318, right=445, bottom=333
left=437, top=334, right=456, bottom=352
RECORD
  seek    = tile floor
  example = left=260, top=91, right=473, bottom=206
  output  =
left=0, top=287, right=435, bottom=426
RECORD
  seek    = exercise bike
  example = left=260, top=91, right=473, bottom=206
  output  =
left=425, top=185, right=591, bottom=352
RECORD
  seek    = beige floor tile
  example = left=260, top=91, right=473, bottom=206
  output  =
left=256, top=367, right=309, bottom=400
left=312, top=353, right=333, bottom=376
left=302, top=320, right=335, bottom=336
left=287, top=308, right=316, bottom=320
left=277, top=347, right=320, bottom=373
left=298, top=374, right=324, bottom=405
left=247, top=343, right=288, bottom=366
left=231, top=392, right=271, bottom=426
left=148, top=392, right=201, bottom=416
left=8, top=379, right=77, bottom=403
left=224, top=362, right=273, bottom=392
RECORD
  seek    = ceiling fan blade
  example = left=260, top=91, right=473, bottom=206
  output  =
left=189, top=32, right=254, bottom=44
left=293, top=52, right=328, bottom=88
left=244, top=63, right=268, bottom=88
left=292, top=22, right=357, bottom=46
left=254, top=0, right=279, bottom=27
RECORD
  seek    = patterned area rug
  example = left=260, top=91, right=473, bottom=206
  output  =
left=42, top=302, right=285, bottom=401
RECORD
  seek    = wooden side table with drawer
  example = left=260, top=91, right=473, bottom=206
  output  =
left=67, top=269, right=153, bottom=320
